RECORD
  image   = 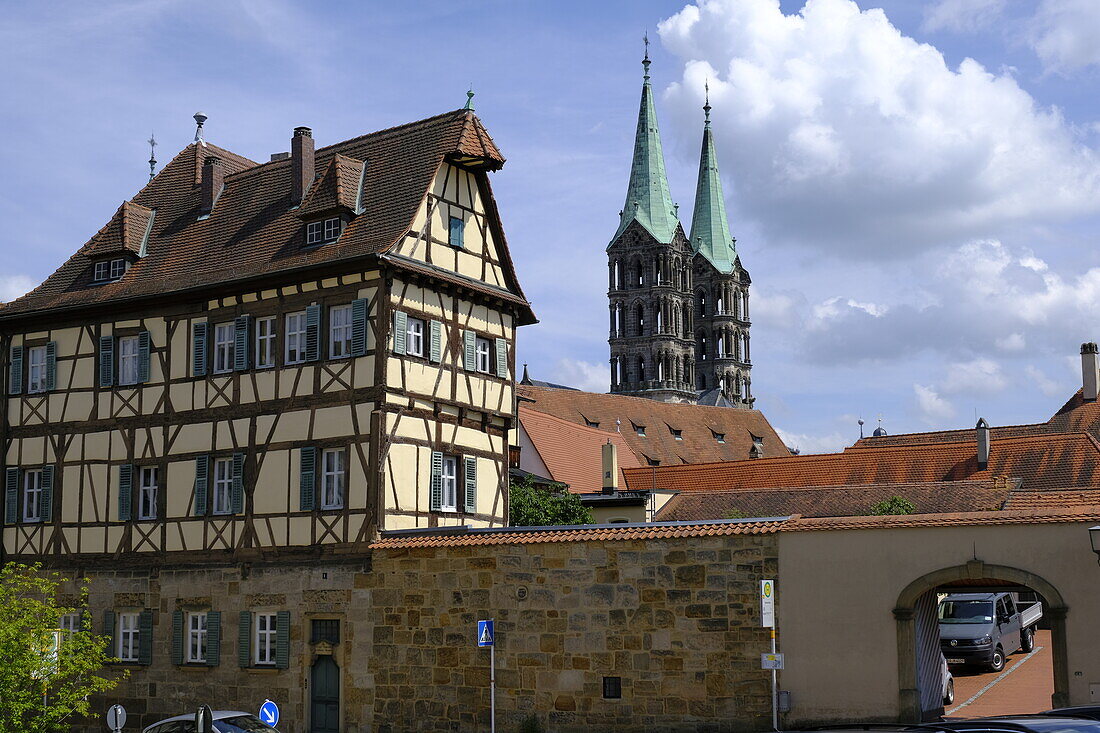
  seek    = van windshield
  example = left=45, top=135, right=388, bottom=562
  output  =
left=939, top=600, right=994, bottom=624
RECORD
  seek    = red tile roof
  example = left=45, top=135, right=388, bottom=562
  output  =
left=518, top=407, right=642, bottom=493
left=87, top=201, right=155, bottom=257
left=1002, top=489, right=1100, bottom=511
left=784, top=506, right=1100, bottom=531
left=297, top=153, right=364, bottom=218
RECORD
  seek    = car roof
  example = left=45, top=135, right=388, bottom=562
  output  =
left=936, top=717, right=1100, bottom=729
left=143, top=711, right=256, bottom=728
left=943, top=593, right=999, bottom=601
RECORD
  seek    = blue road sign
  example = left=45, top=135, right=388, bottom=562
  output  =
left=477, top=619, right=494, bottom=647
left=259, top=699, right=280, bottom=727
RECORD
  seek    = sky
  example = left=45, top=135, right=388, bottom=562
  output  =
left=4, top=0, right=1100, bottom=453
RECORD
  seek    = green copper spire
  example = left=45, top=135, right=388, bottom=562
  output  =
left=612, top=41, right=680, bottom=245
left=464, top=87, right=475, bottom=111
left=689, top=84, right=736, bottom=274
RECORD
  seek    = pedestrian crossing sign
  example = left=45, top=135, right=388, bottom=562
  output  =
left=477, top=619, right=494, bottom=647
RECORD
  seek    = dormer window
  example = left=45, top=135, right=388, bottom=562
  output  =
left=669, top=426, right=683, bottom=440
left=306, top=217, right=342, bottom=246
left=93, top=258, right=127, bottom=283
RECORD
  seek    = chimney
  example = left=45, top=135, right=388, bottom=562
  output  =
left=976, top=418, right=990, bottom=470
left=1082, top=342, right=1099, bottom=401
left=602, top=440, right=618, bottom=494
left=200, top=156, right=223, bottom=215
left=291, top=126, right=314, bottom=206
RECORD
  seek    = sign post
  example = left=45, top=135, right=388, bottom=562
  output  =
left=106, top=704, right=127, bottom=733
left=477, top=619, right=495, bottom=733
left=761, top=579, right=779, bottom=731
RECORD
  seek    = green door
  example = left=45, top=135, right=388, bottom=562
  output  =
left=311, top=655, right=340, bottom=733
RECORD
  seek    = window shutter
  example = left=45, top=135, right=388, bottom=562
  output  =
left=450, top=216, right=464, bottom=248
left=275, top=611, right=290, bottom=669
left=351, top=298, right=368, bottom=357
left=103, top=610, right=116, bottom=658
left=238, top=611, right=252, bottom=668
left=138, top=610, right=153, bottom=665
left=464, top=456, right=477, bottom=514
left=430, top=451, right=443, bottom=512
left=429, top=321, right=442, bottom=363
left=305, top=304, right=321, bottom=362
left=192, top=322, right=208, bottom=377
left=206, top=611, right=221, bottom=667
left=231, top=452, right=244, bottom=514
left=45, top=341, right=57, bottom=391
left=8, top=345, right=22, bottom=395
left=234, top=315, right=250, bottom=371
left=393, top=311, right=407, bottom=355
left=118, top=464, right=133, bottom=521
left=171, top=610, right=183, bottom=665
left=137, top=331, right=151, bottom=383
left=98, top=336, right=114, bottom=387
left=193, top=455, right=209, bottom=516
left=40, top=465, right=54, bottom=523
left=4, top=468, right=18, bottom=524
left=299, top=447, right=316, bottom=511
left=463, top=330, right=476, bottom=371
left=495, top=338, right=508, bottom=379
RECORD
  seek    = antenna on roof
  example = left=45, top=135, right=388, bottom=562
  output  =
left=193, top=111, right=208, bottom=145
left=858, top=416, right=864, bottom=439
left=147, top=133, right=158, bottom=182
left=464, top=86, right=475, bottom=111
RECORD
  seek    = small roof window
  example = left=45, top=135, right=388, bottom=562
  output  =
left=632, top=421, right=646, bottom=437
left=712, top=429, right=726, bottom=444
left=644, top=454, right=660, bottom=466
left=92, top=257, right=128, bottom=284
left=668, top=425, right=683, bottom=440
left=306, top=216, right=342, bottom=246
left=582, top=415, right=600, bottom=429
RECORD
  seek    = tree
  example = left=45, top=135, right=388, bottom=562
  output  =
left=870, top=496, right=916, bottom=516
left=0, top=563, right=122, bottom=731
left=723, top=508, right=747, bottom=520
left=509, top=475, right=593, bottom=527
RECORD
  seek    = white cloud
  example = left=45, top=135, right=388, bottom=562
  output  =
left=922, top=0, right=1006, bottom=33
left=774, top=427, right=850, bottom=455
left=995, top=333, right=1025, bottom=352
left=1025, top=365, right=1068, bottom=398
left=914, top=383, right=956, bottom=423
left=1029, top=0, right=1100, bottom=74
left=940, top=358, right=1007, bottom=394
left=658, top=0, right=1100, bottom=257
left=548, top=358, right=608, bottom=393
left=0, top=275, right=36, bottom=303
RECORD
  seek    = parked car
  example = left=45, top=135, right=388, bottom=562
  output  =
left=1044, top=709, right=1100, bottom=722
left=142, top=711, right=279, bottom=733
left=932, top=716, right=1100, bottom=733
left=941, top=652, right=955, bottom=706
left=939, top=592, right=1043, bottom=672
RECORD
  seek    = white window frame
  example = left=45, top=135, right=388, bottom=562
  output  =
left=22, top=469, right=42, bottom=523
left=118, top=612, right=139, bottom=662
left=406, top=317, right=425, bottom=358
left=475, top=337, right=491, bottom=373
left=94, top=261, right=110, bottom=282
left=285, top=312, right=306, bottom=365
left=306, top=221, right=323, bottom=245
left=27, top=345, right=47, bottom=394
left=321, top=448, right=345, bottom=510
left=213, top=322, right=235, bottom=374
left=255, top=316, right=276, bottom=369
left=329, top=305, right=352, bottom=359
left=441, top=456, right=458, bottom=512
left=138, top=466, right=158, bottom=521
left=255, top=612, right=277, bottom=666
left=212, top=458, right=232, bottom=515
left=118, top=335, right=140, bottom=386
left=187, top=611, right=207, bottom=664
left=109, top=258, right=126, bottom=280
left=323, top=217, right=341, bottom=241
left=60, top=613, right=80, bottom=634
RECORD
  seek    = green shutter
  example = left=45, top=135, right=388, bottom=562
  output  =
left=275, top=610, right=290, bottom=669
left=463, top=330, right=476, bottom=371
left=305, top=304, right=321, bottom=362
left=4, top=468, right=18, bottom=524
left=231, top=452, right=244, bottom=514
left=138, top=331, right=151, bottom=383
left=117, top=464, right=133, bottom=521
left=103, top=610, right=117, bottom=658
left=393, top=311, right=407, bottom=355
left=495, top=338, right=508, bottom=379
left=351, top=298, right=368, bottom=357
left=238, top=611, right=252, bottom=668
left=98, top=336, right=114, bottom=387
left=171, top=610, right=183, bottom=665
left=449, top=216, right=464, bottom=248
left=234, top=316, right=250, bottom=371
left=430, top=451, right=443, bottom=512
left=138, top=610, right=153, bottom=665
left=45, top=341, right=57, bottom=391
left=299, top=447, right=316, bottom=511
left=40, top=465, right=54, bottom=523
left=193, top=455, right=209, bottom=516
left=206, top=611, right=221, bottom=667
left=192, top=322, right=208, bottom=377
left=429, top=321, right=442, bottom=363
left=9, top=345, right=22, bottom=395
left=464, top=456, right=477, bottom=514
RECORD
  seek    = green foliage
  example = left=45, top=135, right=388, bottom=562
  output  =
left=0, top=563, right=122, bottom=732
left=723, top=508, right=747, bottom=520
left=870, top=496, right=916, bottom=516
left=509, top=475, right=593, bottom=527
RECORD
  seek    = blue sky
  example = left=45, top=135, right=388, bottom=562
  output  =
left=4, top=0, right=1100, bottom=453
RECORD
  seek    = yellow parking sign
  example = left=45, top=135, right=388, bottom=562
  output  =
left=761, top=579, right=775, bottom=628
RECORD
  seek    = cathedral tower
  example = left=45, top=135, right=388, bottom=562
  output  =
left=607, top=49, right=697, bottom=403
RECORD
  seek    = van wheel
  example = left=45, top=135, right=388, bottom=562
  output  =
left=944, top=678, right=955, bottom=706
left=1021, top=627, right=1035, bottom=653
left=990, top=647, right=1005, bottom=672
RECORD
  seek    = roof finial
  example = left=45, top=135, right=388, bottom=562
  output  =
left=704, top=79, right=711, bottom=124
left=643, top=32, right=651, bottom=81
left=464, top=86, right=475, bottom=111
left=147, top=132, right=158, bottom=182
left=193, top=111, right=208, bottom=145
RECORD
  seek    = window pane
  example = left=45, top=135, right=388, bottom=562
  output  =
left=285, top=313, right=305, bottom=364
left=406, top=318, right=424, bottom=357
left=256, top=317, right=275, bottom=368
left=27, top=346, right=46, bottom=393
left=449, top=216, right=464, bottom=248
left=329, top=305, right=352, bottom=358
left=324, top=218, right=340, bottom=241
left=214, top=323, right=235, bottom=373
left=119, top=336, right=140, bottom=385
left=441, top=457, right=457, bottom=511
left=306, top=222, right=322, bottom=245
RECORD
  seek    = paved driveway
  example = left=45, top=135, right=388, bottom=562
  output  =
left=945, top=629, right=1054, bottom=718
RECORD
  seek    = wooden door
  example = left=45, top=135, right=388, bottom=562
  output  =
left=311, top=655, right=340, bottom=733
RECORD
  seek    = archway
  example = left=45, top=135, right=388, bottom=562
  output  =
left=894, top=560, right=1068, bottom=723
